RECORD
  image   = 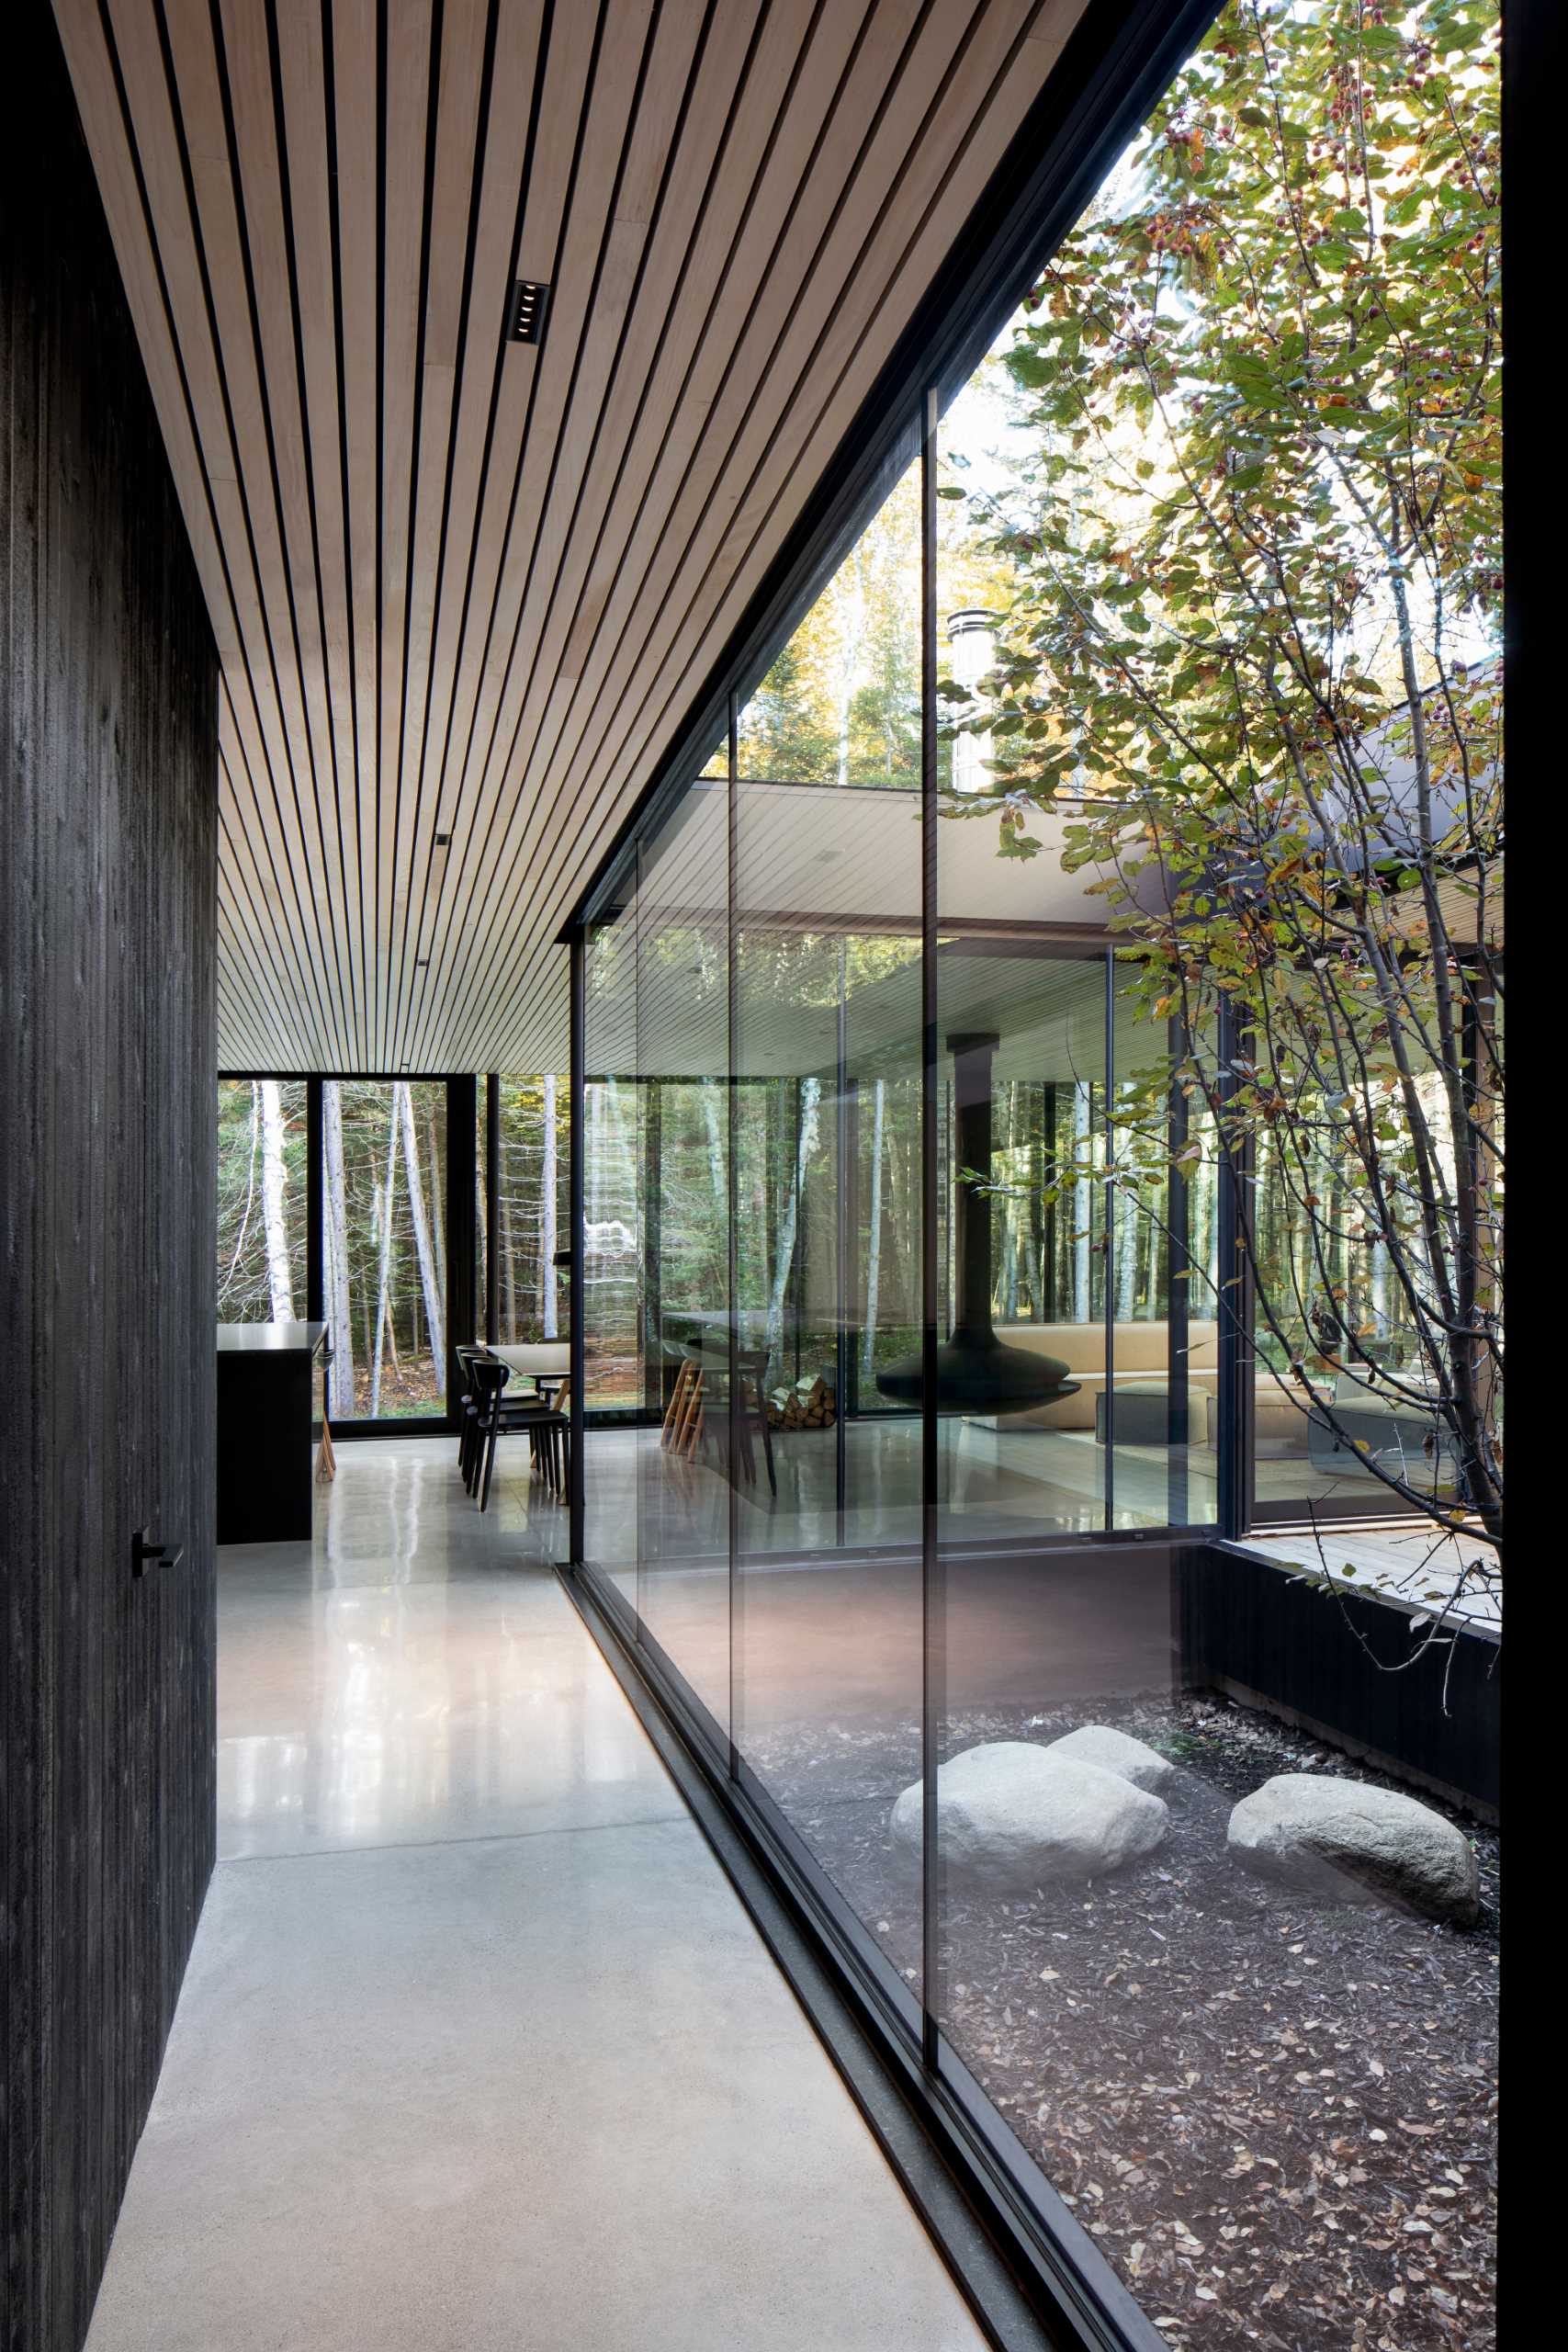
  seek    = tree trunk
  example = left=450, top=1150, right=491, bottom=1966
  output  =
left=426, top=1099, right=446, bottom=1304
left=323, top=1081, right=355, bottom=1417
left=860, top=1078, right=886, bottom=1376
left=259, top=1080, right=295, bottom=1320
left=766, top=1077, right=820, bottom=1368
left=220, top=1082, right=263, bottom=1311
left=369, top=1093, right=400, bottom=1417
left=399, top=1080, right=444, bottom=1387
left=542, top=1073, right=558, bottom=1338
left=1072, top=1082, right=1092, bottom=1320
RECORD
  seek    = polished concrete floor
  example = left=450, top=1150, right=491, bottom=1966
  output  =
left=85, top=1440, right=986, bottom=2352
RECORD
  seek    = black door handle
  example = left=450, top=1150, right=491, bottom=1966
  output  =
left=131, top=1529, right=185, bottom=1578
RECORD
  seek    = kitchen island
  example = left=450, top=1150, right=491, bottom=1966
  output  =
left=216, top=1321, right=327, bottom=1544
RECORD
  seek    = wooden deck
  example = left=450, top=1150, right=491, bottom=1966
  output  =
left=1236, top=1521, right=1500, bottom=1635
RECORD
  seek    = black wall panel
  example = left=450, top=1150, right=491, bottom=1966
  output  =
left=2, top=9, right=220, bottom=2349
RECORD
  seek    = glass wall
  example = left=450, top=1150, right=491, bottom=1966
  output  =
left=730, top=454, right=927, bottom=1986
left=570, top=6, right=1500, bottom=2346
left=217, top=1079, right=308, bottom=1319
left=581, top=882, right=643, bottom=1604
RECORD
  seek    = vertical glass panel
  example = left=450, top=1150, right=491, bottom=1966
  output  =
left=581, top=890, right=643, bottom=1608
left=732, top=452, right=925, bottom=1997
left=931, top=940, right=1111, bottom=1540
left=216, top=1078, right=308, bottom=1320
left=1247, top=1069, right=1470, bottom=1522
left=926, top=5, right=1500, bottom=2346
left=320, top=1081, right=448, bottom=1419
left=631, top=751, right=730, bottom=1739
left=493, top=1077, right=568, bottom=1342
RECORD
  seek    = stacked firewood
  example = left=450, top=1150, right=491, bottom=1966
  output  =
left=766, top=1374, right=837, bottom=1430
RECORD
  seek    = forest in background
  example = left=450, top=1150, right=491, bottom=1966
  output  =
left=217, top=1076, right=569, bottom=1419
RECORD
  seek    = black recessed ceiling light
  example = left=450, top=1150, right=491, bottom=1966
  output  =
left=509, top=278, right=551, bottom=346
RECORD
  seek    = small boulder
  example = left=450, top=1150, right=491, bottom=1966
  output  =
left=890, top=1741, right=1168, bottom=1891
left=1227, top=1774, right=1479, bottom=1925
left=1047, top=1723, right=1175, bottom=1795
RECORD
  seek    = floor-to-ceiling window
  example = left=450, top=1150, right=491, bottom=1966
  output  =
left=319, top=1080, right=450, bottom=1420
left=217, top=1079, right=309, bottom=1320
left=569, top=5, right=1500, bottom=2344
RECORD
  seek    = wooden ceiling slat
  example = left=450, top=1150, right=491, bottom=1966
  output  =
left=216, top=0, right=358, bottom=1063
left=376, top=0, right=437, bottom=1065
left=219, top=684, right=343, bottom=1061
left=421, top=0, right=825, bottom=1069
left=394, top=0, right=550, bottom=1057
left=330, top=0, right=380, bottom=1062
left=420, top=0, right=660, bottom=1006
left=53, top=0, right=1087, bottom=1076
left=410, top=0, right=731, bottom=1066
left=276, top=0, right=366, bottom=1060
left=158, top=1, right=342, bottom=1038
left=445, top=0, right=1079, bottom=1072
left=400, top=0, right=596, bottom=1041
left=384, top=0, right=494, bottom=1068
left=424, top=0, right=986, bottom=1066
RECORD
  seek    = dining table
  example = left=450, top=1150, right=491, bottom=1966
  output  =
left=485, top=1340, right=570, bottom=1396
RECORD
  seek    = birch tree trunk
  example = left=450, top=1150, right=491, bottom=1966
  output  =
left=541, top=1073, right=558, bottom=1338
left=1072, top=1082, right=1093, bottom=1322
left=323, top=1080, right=355, bottom=1417
left=426, top=1100, right=446, bottom=1303
left=1000, top=1081, right=1020, bottom=1323
left=860, top=1078, right=886, bottom=1377
left=369, top=1094, right=400, bottom=1418
left=399, top=1080, right=445, bottom=1386
left=766, top=1077, right=820, bottom=1367
left=220, top=1083, right=263, bottom=1309
left=259, top=1080, right=295, bottom=1319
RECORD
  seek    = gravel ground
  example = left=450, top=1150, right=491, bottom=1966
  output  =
left=749, top=1695, right=1497, bottom=2352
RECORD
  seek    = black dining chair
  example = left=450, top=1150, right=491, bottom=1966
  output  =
left=455, top=1346, right=487, bottom=1490
left=528, top=1380, right=571, bottom=1503
left=470, top=1356, right=556, bottom=1513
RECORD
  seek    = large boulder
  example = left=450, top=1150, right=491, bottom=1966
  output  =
left=890, top=1741, right=1168, bottom=1891
left=1047, top=1723, right=1175, bottom=1795
left=1227, top=1774, right=1479, bottom=1925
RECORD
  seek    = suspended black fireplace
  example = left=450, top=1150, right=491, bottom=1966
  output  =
left=876, top=1029, right=1073, bottom=1411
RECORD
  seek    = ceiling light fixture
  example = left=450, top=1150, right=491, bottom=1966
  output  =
left=509, top=278, right=551, bottom=346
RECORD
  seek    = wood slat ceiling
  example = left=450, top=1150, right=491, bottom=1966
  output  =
left=54, top=0, right=1086, bottom=1075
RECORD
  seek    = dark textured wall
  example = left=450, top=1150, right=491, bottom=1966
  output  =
left=1, top=9, right=220, bottom=2349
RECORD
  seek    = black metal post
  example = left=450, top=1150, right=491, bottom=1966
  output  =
left=644, top=1072, right=664, bottom=1419
left=727, top=690, right=741, bottom=1778
left=1102, top=955, right=1116, bottom=1532
left=919, top=385, right=942, bottom=2075
left=1213, top=997, right=1255, bottom=1541
left=835, top=936, right=849, bottom=1546
left=484, top=1073, right=500, bottom=1346
left=1167, top=1016, right=1190, bottom=1528
left=1042, top=1080, right=1057, bottom=1318
left=446, top=1077, right=478, bottom=1425
left=569, top=932, right=586, bottom=1566
left=305, top=1077, right=324, bottom=1322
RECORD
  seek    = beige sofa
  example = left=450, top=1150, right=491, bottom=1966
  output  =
left=986, top=1321, right=1315, bottom=1447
